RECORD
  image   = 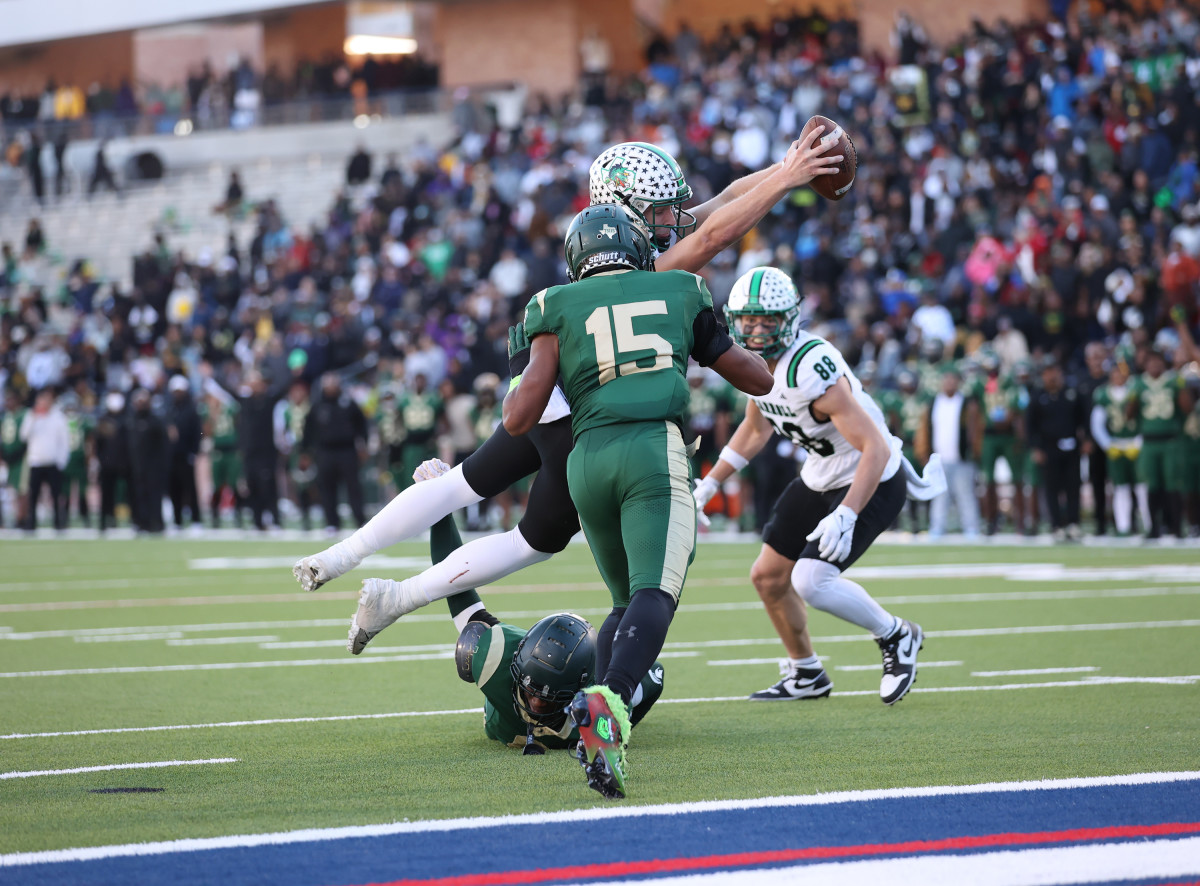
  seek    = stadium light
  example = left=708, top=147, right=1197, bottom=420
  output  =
left=343, top=35, right=417, bottom=55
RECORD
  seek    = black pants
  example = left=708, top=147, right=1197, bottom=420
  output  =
left=243, top=453, right=280, bottom=530
left=316, top=448, right=364, bottom=529
left=1088, top=448, right=1108, bottom=533
left=168, top=457, right=200, bottom=527
left=99, top=466, right=129, bottom=530
left=1043, top=449, right=1081, bottom=529
left=753, top=436, right=798, bottom=532
left=27, top=465, right=64, bottom=530
left=131, top=466, right=166, bottom=532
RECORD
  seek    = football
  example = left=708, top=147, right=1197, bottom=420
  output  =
left=801, top=114, right=857, bottom=201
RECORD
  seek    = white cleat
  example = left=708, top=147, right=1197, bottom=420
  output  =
left=292, top=542, right=362, bottom=592
left=877, top=619, right=923, bottom=705
left=347, top=577, right=433, bottom=654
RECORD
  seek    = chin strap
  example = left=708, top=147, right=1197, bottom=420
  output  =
left=522, top=724, right=546, bottom=756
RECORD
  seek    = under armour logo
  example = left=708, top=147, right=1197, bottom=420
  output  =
left=616, top=626, right=637, bottom=640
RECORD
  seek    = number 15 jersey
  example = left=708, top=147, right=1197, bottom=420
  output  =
left=756, top=332, right=902, bottom=492
left=522, top=268, right=731, bottom=439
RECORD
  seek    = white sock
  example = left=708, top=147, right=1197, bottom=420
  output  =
left=790, top=655, right=821, bottom=670
left=1135, top=483, right=1152, bottom=533
left=404, top=527, right=553, bottom=606
left=451, top=602, right=486, bottom=634
left=1113, top=485, right=1133, bottom=535
left=346, top=464, right=483, bottom=561
left=792, top=558, right=898, bottom=638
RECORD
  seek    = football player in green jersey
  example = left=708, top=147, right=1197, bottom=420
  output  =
left=201, top=393, right=243, bottom=529
left=1090, top=362, right=1149, bottom=536
left=62, top=398, right=94, bottom=527
left=0, top=388, right=29, bottom=529
left=971, top=350, right=1025, bottom=535
left=879, top=368, right=932, bottom=533
left=1128, top=347, right=1193, bottom=538
left=1180, top=364, right=1200, bottom=536
left=396, top=374, right=444, bottom=489
left=501, top=204, right=773, bottom=799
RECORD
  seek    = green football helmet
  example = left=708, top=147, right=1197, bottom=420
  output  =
left=509, top=613, right=597, bottom=730
left=589, top=141, right=696, bottom=249
left=564, top=203, right=655, bottom=282
left=724, top=266, right=801, bottom=359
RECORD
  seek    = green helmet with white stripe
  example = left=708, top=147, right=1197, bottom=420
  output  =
left=590, top=142, right=696, bottom=250
left=725, top=267, right=801, bottom=359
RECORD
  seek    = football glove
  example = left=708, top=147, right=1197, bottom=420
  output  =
left=508, top=323, right=532, bottom=377
left=412, top=458, right=452, bottom=483
left=806, top=505, right=857, bottom=563
left=693, top=476, right=719, bottom=528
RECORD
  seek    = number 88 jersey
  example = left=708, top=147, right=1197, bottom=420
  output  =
left=754, top=332, right=902, bottom=492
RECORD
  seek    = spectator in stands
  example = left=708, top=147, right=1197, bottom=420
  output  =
left=87, top=140, right=119, bottom=198
left=346, top=144, right=372, bottom=186
left=214, top=170, right=244, bottom=218
left=19, top=388, right=68, bottom=530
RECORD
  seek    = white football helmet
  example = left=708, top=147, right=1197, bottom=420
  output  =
left=589, top=141, right=696, bottom=249
left=725, top=267, right=801, bottom=359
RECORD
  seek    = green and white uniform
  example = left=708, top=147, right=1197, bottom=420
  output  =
left=751, top=332, right=902, bottom=492
left=1130, top=372, right=1184, bottom=492
left=467, top=620, right=664, bottom=750
left=203, top=400, right=241, bottom=491
left=523, top=268, right=718, bottom=607
left=1, top=406, right=28, bottom=493
left=970, top=375, right=1022, bottom=483
left=1182, top=397, right=1200, bottom=496
left=397, top=391, right=443, bottom=485
left=1091, top=383, right=1141, bottom=487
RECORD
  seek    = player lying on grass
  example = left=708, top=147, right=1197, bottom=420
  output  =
left=693, top=267, right=946, bottom=706
left=416, top=473, right=663, bottom=754
left=501, top=204, right=774, bottom=799
left=292, top=132, right=841, bottom=622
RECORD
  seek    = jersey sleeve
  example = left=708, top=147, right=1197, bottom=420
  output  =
left=470, top=623, right=526, bottom=713
left=522, top=289, right=557, bottom=339
left=783, top=338, right=844, bottom=403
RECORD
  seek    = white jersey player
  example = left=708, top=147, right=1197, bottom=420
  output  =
left=694, top=266, right=943, bottom=705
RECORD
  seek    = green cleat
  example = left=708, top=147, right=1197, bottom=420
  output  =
left=568, top=686, right=631, bottom=800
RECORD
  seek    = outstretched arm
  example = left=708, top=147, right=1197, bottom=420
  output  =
left=704, top=399, right=774, bottom=485
left=502, top=334, right=560, bottom=436
left=656, top=127, right=841, bottom=274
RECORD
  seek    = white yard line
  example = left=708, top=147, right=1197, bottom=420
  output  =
left=73, top=633, right=186, bottom=643
left=0, top=758, right=238, bottom=780
left=835, top=661, right=963, bottom=671
left=583, top=838, right=1200, bottom=886
left=0, top=652, right=454, bottom=678
left=972, top=666, right=1100, bottom=677
left=4, top=675, right=1198, bottom=741
left=166, top=636, right=279, bottom=647
left=2, top=771, right=1197, bottom=867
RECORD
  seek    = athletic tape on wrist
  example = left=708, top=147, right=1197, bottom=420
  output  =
left=719, top=446, right=749, bottom=472
left=508, top=374, right=522, bottom=392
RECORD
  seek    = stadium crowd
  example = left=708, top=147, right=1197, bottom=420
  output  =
left=2, top=1, right=1200, bottom=539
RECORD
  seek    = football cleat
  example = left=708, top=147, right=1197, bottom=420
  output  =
left=877, top=620, right=923, bottom=705
left=292, top=542, right=361, bottom=592
left=568, top=686, right=630, bottom=800
left=346, top=577, right=431, bottom=654
left=748, top=661, right=833, bottom=701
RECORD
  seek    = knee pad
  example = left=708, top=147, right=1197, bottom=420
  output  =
left=790, top=558, right=840, bottom=607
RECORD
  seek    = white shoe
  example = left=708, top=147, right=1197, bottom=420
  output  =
left=292, top=542, right=362, bottom=592
left=347, top=577, right=431, bottom=654
left=877, top=620, right=923, bottom=705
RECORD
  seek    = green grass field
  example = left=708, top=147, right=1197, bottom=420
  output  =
left=1, top=535, right=1198, bottom=855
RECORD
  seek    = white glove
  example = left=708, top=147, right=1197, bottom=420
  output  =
left=412, top=458, right=452, bottom=483
left=806, top=504, right=857, bottom=563
left=693, top=476, right=719, bottom=527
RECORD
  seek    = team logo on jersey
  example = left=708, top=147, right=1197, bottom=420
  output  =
left=598, top=224, right=617, bottom=240
left=604, top=162, right=635, bottom=193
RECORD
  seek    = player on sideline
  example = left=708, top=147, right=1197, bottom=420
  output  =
left=292, top=134, right=842, bottom=624
left=693, top=267, right=943, bottom=706
left=501, top=203, right=773, bottom=799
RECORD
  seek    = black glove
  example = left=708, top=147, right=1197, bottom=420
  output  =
left=508, top=323, right=531, bottom=377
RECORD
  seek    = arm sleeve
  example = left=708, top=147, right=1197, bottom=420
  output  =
left=690, top=308, right=734, bottom=367
left=1090, top=405, right=1112, bottom=450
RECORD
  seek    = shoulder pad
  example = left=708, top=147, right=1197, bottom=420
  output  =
left=455, top=620, right=489, bottom=683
